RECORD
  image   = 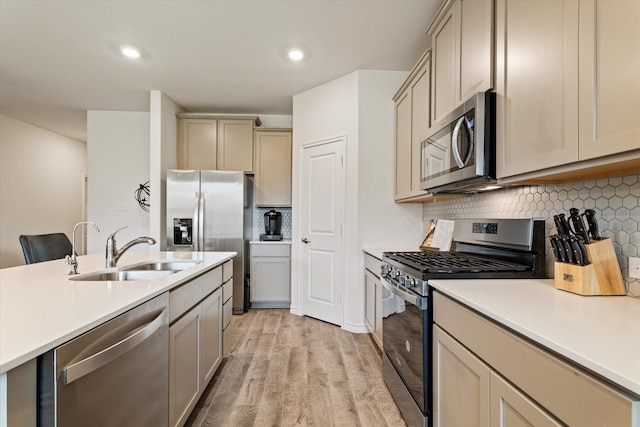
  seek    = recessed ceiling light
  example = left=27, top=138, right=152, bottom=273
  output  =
left=121, top=46, right=141, bottom=59
left=288, top=49, right=304, bottom=61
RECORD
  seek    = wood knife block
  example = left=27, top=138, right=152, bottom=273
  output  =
left=554, top=238, right=626, bottom=296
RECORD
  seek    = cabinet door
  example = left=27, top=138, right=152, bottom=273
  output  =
left=433, top=325, right=490, bottom=427
left=251, top=256, right=291, bottom=302
left=217, top=119, right=254, bottom=172
left=169, top=307, right=200, bottom=427
left=495, top=0, right=579, bottom=178
left=431, top=2, right=458, bottom=124
left=410, top=61, right=431, bottom=198
left=458, top=0, right=494, bottom=102
left=394, top=90, right=413, bottom=200
left=490, top=372, right=562, bottom=427
left=200, top=288, right=222, bottom=387
left=364, top=269, right=376, bottom=334
left=579, top=0, right=640, bottom=160
left=254, top=130, right=292, bottom=206
left=178, top=119, right=217, bottom=170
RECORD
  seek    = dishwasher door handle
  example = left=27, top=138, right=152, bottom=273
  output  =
left=61, top=309, right=165, bottom=385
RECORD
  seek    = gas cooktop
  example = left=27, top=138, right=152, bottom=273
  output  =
left=382, top=218, right=546, bottom=282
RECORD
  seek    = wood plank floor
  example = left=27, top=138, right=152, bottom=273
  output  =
left=185, top=308, right=407, bottom=427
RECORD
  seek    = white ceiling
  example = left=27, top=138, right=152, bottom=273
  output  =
left=0, top=0, right=442, bottom=142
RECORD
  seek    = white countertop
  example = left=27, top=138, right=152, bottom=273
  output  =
left=430, top=278, right=640, bottom=397
left=0, top=251, right=235, bottom=374
left=250, top=239, right=291, bottom=244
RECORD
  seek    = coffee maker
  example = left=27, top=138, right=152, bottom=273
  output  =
left=260, top=210, right=283, bottom=241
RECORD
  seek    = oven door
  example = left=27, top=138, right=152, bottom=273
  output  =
left=381, top=275, right=431, bottom=415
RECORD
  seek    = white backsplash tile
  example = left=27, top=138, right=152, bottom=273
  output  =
left=422, top=174, right=640, bottom=297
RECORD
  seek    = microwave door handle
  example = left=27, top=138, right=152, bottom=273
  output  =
left=452, top=116, right=474, bottom=168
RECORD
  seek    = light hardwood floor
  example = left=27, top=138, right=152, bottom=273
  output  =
left=185, top=308, right=407, bottom=427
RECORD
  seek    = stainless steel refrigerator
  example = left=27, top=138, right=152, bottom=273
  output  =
left=166, top=169, right=252, bottom=314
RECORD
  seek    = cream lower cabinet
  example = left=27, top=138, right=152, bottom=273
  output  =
left=434, top=291, right=639, bottom=426
left=254, top=130, right=292, bottom=207
left=364, top=253, right=384, bottom=349
left=221, top=260, right=233, bottom=356
left=250, top=243, right=291, bottom=308
left=169, top=267, right=224, bottom=427
left=434, top=325, right=560, bottom=427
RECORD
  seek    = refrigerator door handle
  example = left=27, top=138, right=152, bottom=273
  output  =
left=198, top=192, right=205, bottom=250
left=193, top=192, right=201, bottom=251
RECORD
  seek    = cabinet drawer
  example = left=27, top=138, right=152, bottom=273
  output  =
left=434, top=292, right=639, bottom=426
left=170, top=267, right=222, bottom=323
left=222, top=278, right=233, bottom=304
left=222, top=260, right=233, bottom=282
left=251, top=243, right=291, bottom=257
left=223, top=299, right=233, bottom=330
left=364, top=253, right=381, bottom=276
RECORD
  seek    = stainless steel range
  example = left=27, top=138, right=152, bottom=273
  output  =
left=380, top=218, right=546, bottom=427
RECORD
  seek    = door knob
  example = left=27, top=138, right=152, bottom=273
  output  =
left=301, top=237, right=311, bottom=244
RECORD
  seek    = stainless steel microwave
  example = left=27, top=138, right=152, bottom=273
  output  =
left=420, top=92, right=496, bottom=193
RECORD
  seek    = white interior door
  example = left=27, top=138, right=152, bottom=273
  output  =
left=299, top=138, right=344, bottom=326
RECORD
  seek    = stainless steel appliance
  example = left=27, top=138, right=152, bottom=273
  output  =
left=166, top=169, right=252, bottom=313
left=381, top=218, right=545, bottom=427
left=38, top=293, right=169, bottom=426
left=260, top=209, right=282, bottom=241
left=420, top=92, right=496, bottom=194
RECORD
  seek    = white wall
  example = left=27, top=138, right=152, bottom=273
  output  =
left=292, top=70, right=423, bottom=331
left=86, top=111, right=152, bottom=256
left=150, top=91, right=182, bottom=249
left=0, top=115, right=87, bottom=268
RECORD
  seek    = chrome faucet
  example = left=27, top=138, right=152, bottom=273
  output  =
left=66, top=221, right=100, bottom=275
left=105, top=226, right=157, bottom=268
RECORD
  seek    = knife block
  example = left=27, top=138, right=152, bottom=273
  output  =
left=554, top=238, right=626, bottom=296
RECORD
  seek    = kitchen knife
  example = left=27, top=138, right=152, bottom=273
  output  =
left=560, top=235, right=576, bottom=264
left=583, top=209, right=602, bottom=241
left=568, top=208, right=590, bottom=244
left=553, top=214, right=570, bottom=236
left=569, top=235, right=584, bottom=266
left=549, top=235, right=564, bottom=263
left=575, top=235, right=590, bottom=265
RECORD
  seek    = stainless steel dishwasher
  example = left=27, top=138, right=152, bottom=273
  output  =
left=38, top=293, right=169, bottom=427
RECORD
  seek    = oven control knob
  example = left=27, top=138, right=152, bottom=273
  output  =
left=406, top=277, right=416, bottom=287
left=390, top=269, right=397, bottom=279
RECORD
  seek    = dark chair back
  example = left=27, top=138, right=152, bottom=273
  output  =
left=19, top=233, right=73, bottom=264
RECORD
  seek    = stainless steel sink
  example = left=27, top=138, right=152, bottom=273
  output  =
left=121, top=260, right=201, bottom=272
left=69, top=259, right=202, bottom=281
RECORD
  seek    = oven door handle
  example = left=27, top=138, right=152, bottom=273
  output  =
left=381, top=276, right=428, bottom=310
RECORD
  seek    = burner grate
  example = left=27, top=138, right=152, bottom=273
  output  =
left=386, top=251, right=529, bottom=273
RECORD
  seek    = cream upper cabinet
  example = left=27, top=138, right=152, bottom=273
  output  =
left=429, top=0, right=493, bottom=124
left=496, top=0, right=639, bottom=180
left=495, top=0, right=580, bottom=178
left=177, top=117, right=254, bottom=171
left=578, top=0, right=640, bottom=160
left=394, top=50, right=431, bottom=201
left=217, top=119, right=254, bottom=172
left=254, top=130, right=292, bottom=207
left=177, top=118, right=218, bottom=170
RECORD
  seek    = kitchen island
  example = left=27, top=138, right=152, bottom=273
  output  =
left=0, top=250, right=235, bottom=426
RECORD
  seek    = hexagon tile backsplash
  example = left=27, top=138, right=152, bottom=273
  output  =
left=422, top=173, right=640, bottom=298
